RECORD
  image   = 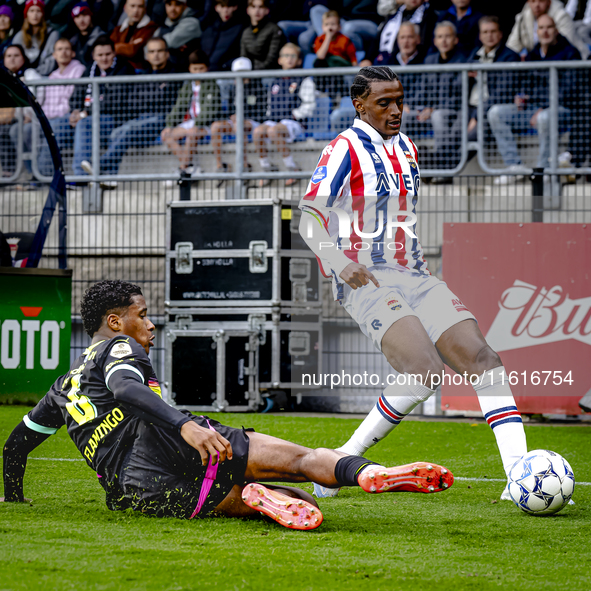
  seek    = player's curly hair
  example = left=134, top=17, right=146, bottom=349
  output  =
left=80, top=280, right=143, bottom=338
left=350, top=66, right=400, bottom=102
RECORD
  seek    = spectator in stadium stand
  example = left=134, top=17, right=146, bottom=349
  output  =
left=69, top=35, right=134, bottom=177
left=110, top=0, right=158, bottom=70
left=436, top=0, right=483, bottom=54
left=69, top=2, right=106, bottom=68
left=0, top=45, right=30, bottom=177
left=416, top=21, right=467, bottom=176
left=361, top=0, right=438, bottom=66
left=506, top=0, right=588, bottom=58
left=277, top=0, right=329, bottom=54
left=253, top=42, right=316, bottom=187
left=80, top=37, right=181, bottom=181
left=240, top=0, right=284, bottom=70
left=467, top=16, right=519, bottom=142
left=0, top=5, right=15, bottom=54
left=330, top=21, right=426, bottom=134
left=210, top=56, right=266, bottom=178
left=393, top=23, right=427, bottom=137
left=313, top=10, right=358, bottom=67
left=160, top=49, right=221, bottom=178
left=199, top=0, right=245, bottom=72
left=23, top=38, right=86, bottom=177
left=312, top=10, right=357, bottom=102
left=154, top=0, right=202, bottom=65
left=488, top=14, right=581, bottom=184
left=565, top=0, right=591, bottom=49
left=11, top=0, right=60, bottom=75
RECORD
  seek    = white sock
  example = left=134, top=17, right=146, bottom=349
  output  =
left=340, top=374, right=435, bottom=456
left=259, top=157, right=271, bottom=169
left=282, top=154, right=297, bottom=169
left=473, top=367, right=527, bottom=476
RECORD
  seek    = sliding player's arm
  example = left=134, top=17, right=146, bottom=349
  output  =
left=104, top=344, right=232, bottom=466
left=2, top=388, right=65, bottom=502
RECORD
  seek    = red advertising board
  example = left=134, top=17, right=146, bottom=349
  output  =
left=441, top=223, right=591, bottom=415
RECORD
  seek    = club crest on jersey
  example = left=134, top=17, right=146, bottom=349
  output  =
left=311, top=166, right=327, bottom=184
left=403, top=150, right=417, bottom=169
left=385, top=294, right=402, bottom=311
left=109, top=341, right=133, bottom=358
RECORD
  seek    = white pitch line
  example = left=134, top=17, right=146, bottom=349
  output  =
left=455, top=476, right=591, bottom=486
left=2, top=458, right=590, bottom=485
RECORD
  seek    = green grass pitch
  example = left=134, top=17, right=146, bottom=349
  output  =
left=1, top=406, right=590, bottom=591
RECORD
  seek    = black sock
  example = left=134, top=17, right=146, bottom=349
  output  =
left=334, top=456, right=382, bottom=487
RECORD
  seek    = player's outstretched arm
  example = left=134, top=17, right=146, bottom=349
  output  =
left=1, top=422, right=51, bottom=503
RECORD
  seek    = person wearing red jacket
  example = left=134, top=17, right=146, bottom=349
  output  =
left=110, top=0, right=157, bottom=70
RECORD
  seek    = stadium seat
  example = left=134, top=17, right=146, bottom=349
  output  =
left=307, top=95, right=334, bottom=141
left=356, top=51, right=365, bottom=63
left=303, top=54, right=316, bottom=69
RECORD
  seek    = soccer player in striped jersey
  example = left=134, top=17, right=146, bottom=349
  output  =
left=299, top=66, right=528, bottom=499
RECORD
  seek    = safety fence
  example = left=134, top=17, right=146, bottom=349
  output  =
left=0, top=62, right=590, bottom=186
left=2, top=173, right=590, bottom=406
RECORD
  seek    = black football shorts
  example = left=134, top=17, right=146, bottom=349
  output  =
left=117, top=416, right=251, bottom=519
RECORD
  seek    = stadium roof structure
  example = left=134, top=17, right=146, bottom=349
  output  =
left=0, top=65, right=67, bottom=269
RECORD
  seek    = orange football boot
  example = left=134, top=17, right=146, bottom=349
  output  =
left=358, top=462, right=454, bottom=493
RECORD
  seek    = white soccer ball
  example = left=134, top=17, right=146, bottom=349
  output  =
left=508, top=449, right=575, bottom=515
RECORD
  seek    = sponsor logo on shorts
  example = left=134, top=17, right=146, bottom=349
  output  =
left=109, top=341, right=133, bottom=358
left=311, top=166, right=327, bottom=184
left=385, top=294, right=402, bottom=311
left=371, top=319, right=383, bottom=330
left=452, top=298, right=469, bottom=312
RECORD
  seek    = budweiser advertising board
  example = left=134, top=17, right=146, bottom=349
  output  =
left=441, top=223, right=590, bottom=415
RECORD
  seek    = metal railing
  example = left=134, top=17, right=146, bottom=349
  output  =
left=0, top=61, right=589, bottom=185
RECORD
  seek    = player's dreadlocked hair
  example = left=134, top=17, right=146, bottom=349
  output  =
left=80, top=280, right=143, bottom=338
left=350, top=66, right=399, bottom=102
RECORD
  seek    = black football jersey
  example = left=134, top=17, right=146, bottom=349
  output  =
left=24, top=335, right=173, bottom=481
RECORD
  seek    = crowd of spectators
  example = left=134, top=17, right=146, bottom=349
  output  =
left=0, top=0, right=590, bottom=182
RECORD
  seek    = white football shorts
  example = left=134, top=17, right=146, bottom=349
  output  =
left=343, top=265, right=476, bottom=352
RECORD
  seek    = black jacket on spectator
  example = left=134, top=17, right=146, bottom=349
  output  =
left=241, top=18, right=285, bottom=70
left=524, top=34, right=581, bottom=110
left=70, top=26, right=107, bottom=68
left=227, top=78, right=267, bottom=122
left=131, top=61, right=182, bottom=115
left=70, top=56, right=135, bottom=119
left=468, top=42, right=520, bottom=109
left=420, top=47, right=467, bottom=110
left=200, top=14, right=244, bottom=71
left=437, top=6, right=484, bottom=55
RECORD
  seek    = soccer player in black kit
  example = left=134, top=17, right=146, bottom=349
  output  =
left=2, top=281, right=454, bottom=530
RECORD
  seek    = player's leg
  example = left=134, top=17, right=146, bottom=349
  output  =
left=338, top=316, right=443, bottom=457
left=213, top=432, right=453, bottom=526
left=435, top=319, right=527, bottom=478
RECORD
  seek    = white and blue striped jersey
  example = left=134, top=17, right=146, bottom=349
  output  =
left=299, top=118, right=429, bottom=300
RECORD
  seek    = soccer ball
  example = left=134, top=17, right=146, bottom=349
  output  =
left=508, top=449, right=575, bottom=515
